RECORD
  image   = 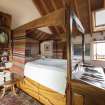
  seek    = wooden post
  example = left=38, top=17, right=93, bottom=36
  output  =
left=82, top=34, right=85, bottom=64
left=65, top=5, right=73, bottom=105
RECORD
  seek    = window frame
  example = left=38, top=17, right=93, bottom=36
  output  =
left=92, top=8, right=105, bottom=32
left=93, top=40, right=105, bottom=60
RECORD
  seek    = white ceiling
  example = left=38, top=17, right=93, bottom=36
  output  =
left=0, top=0, right=52, bottom=34
left=0, top=0, right=41, bottom=29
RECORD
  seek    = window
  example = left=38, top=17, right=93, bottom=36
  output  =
left=95, top=10, right=105, bottom=26
left=93, top=9, right=105, bottom=31
left=73, top=44, right=90, bottom=56
left=93, top=41, right=105, bottom=60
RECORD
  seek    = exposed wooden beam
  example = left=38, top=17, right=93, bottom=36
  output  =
left=32, top=0, right=45, bottom=15
left=65, top=5, right=72, bottom=105
left=13, top=8, right=65, bottom=35
left=74, top=0, right=80, bottom=19
left=49, top=0, right=66, bottom=35
left=40, top=0, right=49, bottom=13
left=50, top=0, right=57, bottom=10
left=94, top=0, right=96, bottom=11
left=60, top=33, right=66, bottom=41
left=40, top=0, right=64, bottom=35
left=74, top=0, right=85, bottom=32
left=33, top=0, right=63, bottom=36
left=39, top=33, right=46, bottom=39
left=54, top=27, right=61, bottom=34
left=82, top=2, right=90, bottom=33
left=104, top=0, right=105, bottom=8
left=88, top=0, right=93, bottom=36
left=35, top=31, right=42, bottom=39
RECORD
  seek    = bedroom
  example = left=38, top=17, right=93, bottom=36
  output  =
left=0, top=0, right=105, bottom=105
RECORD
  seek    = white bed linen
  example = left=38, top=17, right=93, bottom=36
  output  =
left=24, top=58, right=67, bottom=95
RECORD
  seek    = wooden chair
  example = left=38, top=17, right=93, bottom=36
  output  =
left=1, top=80, right=17, bottom=98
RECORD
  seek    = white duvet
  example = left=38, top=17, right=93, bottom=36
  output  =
left=24, top=58, right=67, bottom=95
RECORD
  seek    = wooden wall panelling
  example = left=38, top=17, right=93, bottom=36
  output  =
left=53, top=41, right=66, bottom=59
left=25, top=37, right=40, bottom=63
left=40, top=40, right=66, bottom=59
left=12, top=33, right=26, bottom=75
left=12, top=31, right=40, bottom=75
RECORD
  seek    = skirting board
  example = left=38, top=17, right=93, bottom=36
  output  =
left=17, top=77, right=66, bottom=105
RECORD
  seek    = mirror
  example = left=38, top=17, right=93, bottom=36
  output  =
left=0, top=32, right=8, bottom=44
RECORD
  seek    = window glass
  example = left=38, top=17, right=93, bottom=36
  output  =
left=73, top=44, right=90, bottom=56
left=93, top=41, right=105, bottom=60
left=96, top=10, right=105, bottom=26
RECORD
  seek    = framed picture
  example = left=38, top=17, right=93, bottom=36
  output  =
left=41, top=41, right=53, bottom=57
left=44, top=44, right=51, bottom=51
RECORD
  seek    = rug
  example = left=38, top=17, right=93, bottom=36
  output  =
left=0, top=90, right=42, bottom=105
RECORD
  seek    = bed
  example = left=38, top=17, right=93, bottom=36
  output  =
left=24, top=58, right=67, bottom=95
left=17, top=58, right=67, bottom=105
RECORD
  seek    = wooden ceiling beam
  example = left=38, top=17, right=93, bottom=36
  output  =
left=93, top=0, right=96, bottom=10
left=104, top=0, right=105, bottom=8
left=39, top=0, right=50, bottom=13
left=33, top=0, right=61, bottom=36
left=54, top=27, right=61, bottom=34
left=13, top=8, right=65, bottom=35
left=40, top=0, right=63, bottom=35
left=33, top=32, right=40, bottom=39
left=88, top=0, right=93, bottom=36
left=74, top=0, right=86, bottom=32
left=60, top=33, right=66, bottom=42
left=32, top=0, right=45, bottom=15
left=74, top=0, right=80, bottom=18
left=34, top=29, right=40, bottom=34
left=50, top=0, right=58, bottom=10
left=57, top=26, right=65, bottom=33
left=40, top=33, right=48, bottom=40
left=35, top=31, right=43, bottom=39
left=49, top=26, right=58, bottom=34
left=49, top=0, right=65, bottom=35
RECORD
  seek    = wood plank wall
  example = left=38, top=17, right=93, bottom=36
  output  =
left=25, top=37, right=39, bottom=63
left=12, top=32, right=40, bottom=75
left=12, top=33, right=26, bottom=75
left=53, top=41, right=67, bottom=59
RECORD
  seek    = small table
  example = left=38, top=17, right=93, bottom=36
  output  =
left=0, top=68, right=23, bottom=98
left=1, top=79, right=17, bottom=98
